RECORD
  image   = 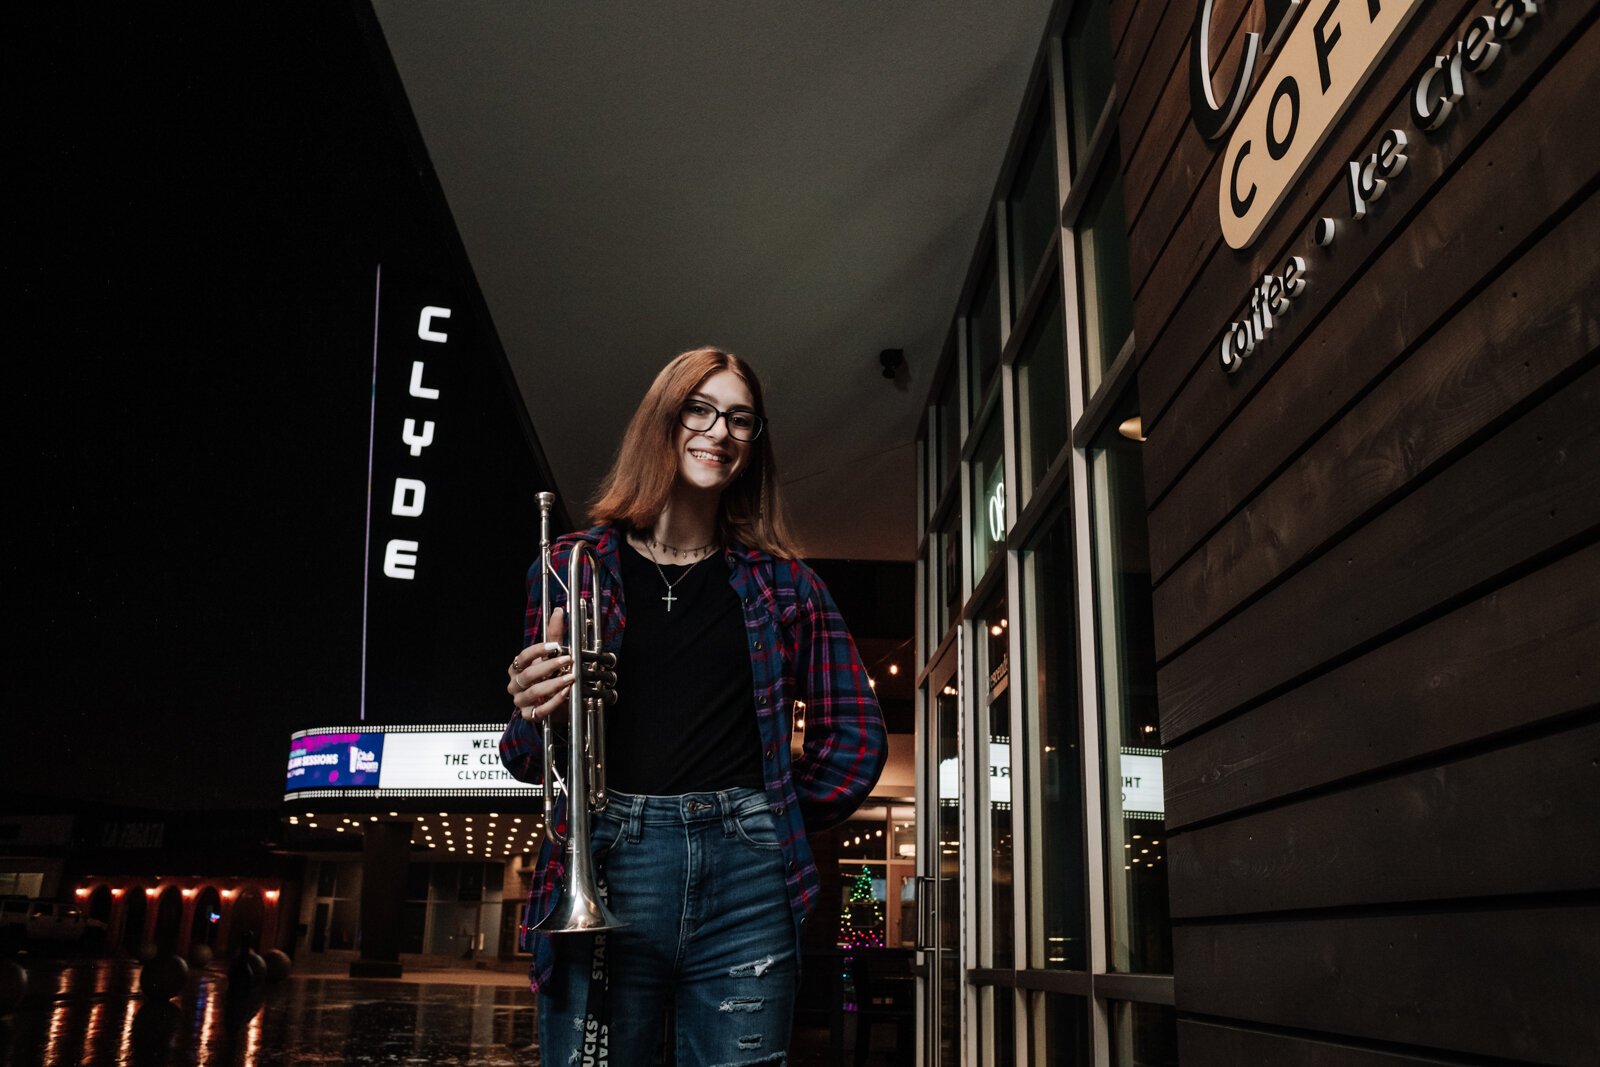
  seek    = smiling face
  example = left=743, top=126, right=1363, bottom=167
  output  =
left=674, top=369, right=756, bottom=498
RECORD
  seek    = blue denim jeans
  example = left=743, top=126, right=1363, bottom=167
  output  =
left=537, top=787, right=797, bottom=1066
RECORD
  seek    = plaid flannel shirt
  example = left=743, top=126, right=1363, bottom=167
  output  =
left=499, top=523, right=886, bottom=993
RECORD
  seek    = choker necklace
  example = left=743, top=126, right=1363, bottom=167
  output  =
left=640, top=541, right=709, bottom=612
left=644, top=532, right=718, bottom=562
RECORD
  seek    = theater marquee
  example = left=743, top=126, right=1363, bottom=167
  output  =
left=284, top=724, right=540, bottom=799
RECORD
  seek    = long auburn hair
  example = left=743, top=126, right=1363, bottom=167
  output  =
left=590, top=347, right=801, bottom=559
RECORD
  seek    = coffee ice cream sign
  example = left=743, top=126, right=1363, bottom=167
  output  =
left=1194, top=0, right=1544, bottom=375
left=1191, top=0, right=1426, bottom=249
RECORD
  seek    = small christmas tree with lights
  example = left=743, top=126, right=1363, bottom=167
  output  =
left=837, top=866, right=885, bottom=950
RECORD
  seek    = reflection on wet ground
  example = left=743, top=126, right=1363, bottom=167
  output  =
left=0, top=958, right=540, bottom=1066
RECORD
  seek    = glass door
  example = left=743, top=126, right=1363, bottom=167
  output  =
left=920, top=644, right=963, bottom=1066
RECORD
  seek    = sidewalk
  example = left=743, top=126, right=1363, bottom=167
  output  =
left=0, top=955, right=541, bottom=1065
left=0, top=954, right=875, bottom=1064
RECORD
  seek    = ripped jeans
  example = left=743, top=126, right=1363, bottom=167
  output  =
left=537, top=787, right=797, bottom=1066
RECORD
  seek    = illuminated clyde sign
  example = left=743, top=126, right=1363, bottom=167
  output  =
left=381, top=305, right=452, bottom=582
left=284, top=725, right=540, bottom=798
left=1192, top=0, right=1426, bottom=249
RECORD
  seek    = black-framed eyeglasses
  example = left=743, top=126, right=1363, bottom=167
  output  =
left=679, top=400, right=766, bottom=442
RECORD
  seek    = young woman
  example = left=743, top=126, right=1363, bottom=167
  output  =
left=500, top=347, right=887, bottom=1065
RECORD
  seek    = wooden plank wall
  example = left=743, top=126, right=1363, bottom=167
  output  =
left=1108, top=0, right=1600, bottom=1061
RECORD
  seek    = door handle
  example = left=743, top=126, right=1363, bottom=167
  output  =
left=915, top=875, right=937, bottom=952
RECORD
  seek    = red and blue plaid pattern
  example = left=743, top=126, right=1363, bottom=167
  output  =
left=499, top=524, right=886, bottom=992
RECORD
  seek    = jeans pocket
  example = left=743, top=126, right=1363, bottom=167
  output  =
left=732, top=806, right=783, bottom=852
left=590, top=809, right=626, bottom=863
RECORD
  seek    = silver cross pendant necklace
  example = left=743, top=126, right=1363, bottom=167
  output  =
left=648, top=549, right=709, bottom=612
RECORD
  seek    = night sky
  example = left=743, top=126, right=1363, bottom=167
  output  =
left=8, top=6, right=550, bottom=810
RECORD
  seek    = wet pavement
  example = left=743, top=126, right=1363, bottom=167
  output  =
left=0, top=956, right=877, bottom=1065
left=0, top=957, right=541, bottom=1066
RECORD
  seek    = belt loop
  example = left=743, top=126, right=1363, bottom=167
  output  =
left=718, top=789, right=738, bottom=835
left=626, top=793, right=644, bottom=843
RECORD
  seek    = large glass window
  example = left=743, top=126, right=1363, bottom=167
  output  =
left=1008, top=104, right=1059, bottom=311
left=1075, top=153, right=1134, bottom=395
left=978, top=595, right=1014, bottom=968
left=1022, top=508, right=1087, bottom=971
left=989, top=986, right=1017, bottom=1064
left=1089, top=392, right=1168, bottom=974
left=933, top=675, right=963, bottom=1067
left=936, top=367, right=961, bottom=496
left=889, top=805, right=918, bottom=949
left=1041, top=993, right=1092, bottom=1063
left=1015, top=291, right=1068, bottom=501
left=970, top=415, right=1005, bottom=582
left=937, top=507, right=961, bottom=638
left=968, top=263, right=1002, bottom=412
left=1064, top=0, right=1116, bottom=164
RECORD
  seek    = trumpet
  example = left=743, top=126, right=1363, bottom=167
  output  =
left=533, top=491, right=626, bottom=934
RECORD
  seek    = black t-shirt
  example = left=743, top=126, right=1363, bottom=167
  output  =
left=606, top=538, right=765, bottom=794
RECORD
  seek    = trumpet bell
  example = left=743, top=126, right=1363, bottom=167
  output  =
left=532, top=873, right=627, bottom=934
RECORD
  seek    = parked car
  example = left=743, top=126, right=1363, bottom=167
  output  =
left=0, top=897, right=108, bottom=952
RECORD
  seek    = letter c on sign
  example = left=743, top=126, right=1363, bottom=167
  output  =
left=1190, top=0, right=1262, bottom=141
left=418, top=306, right=452, bottom=343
